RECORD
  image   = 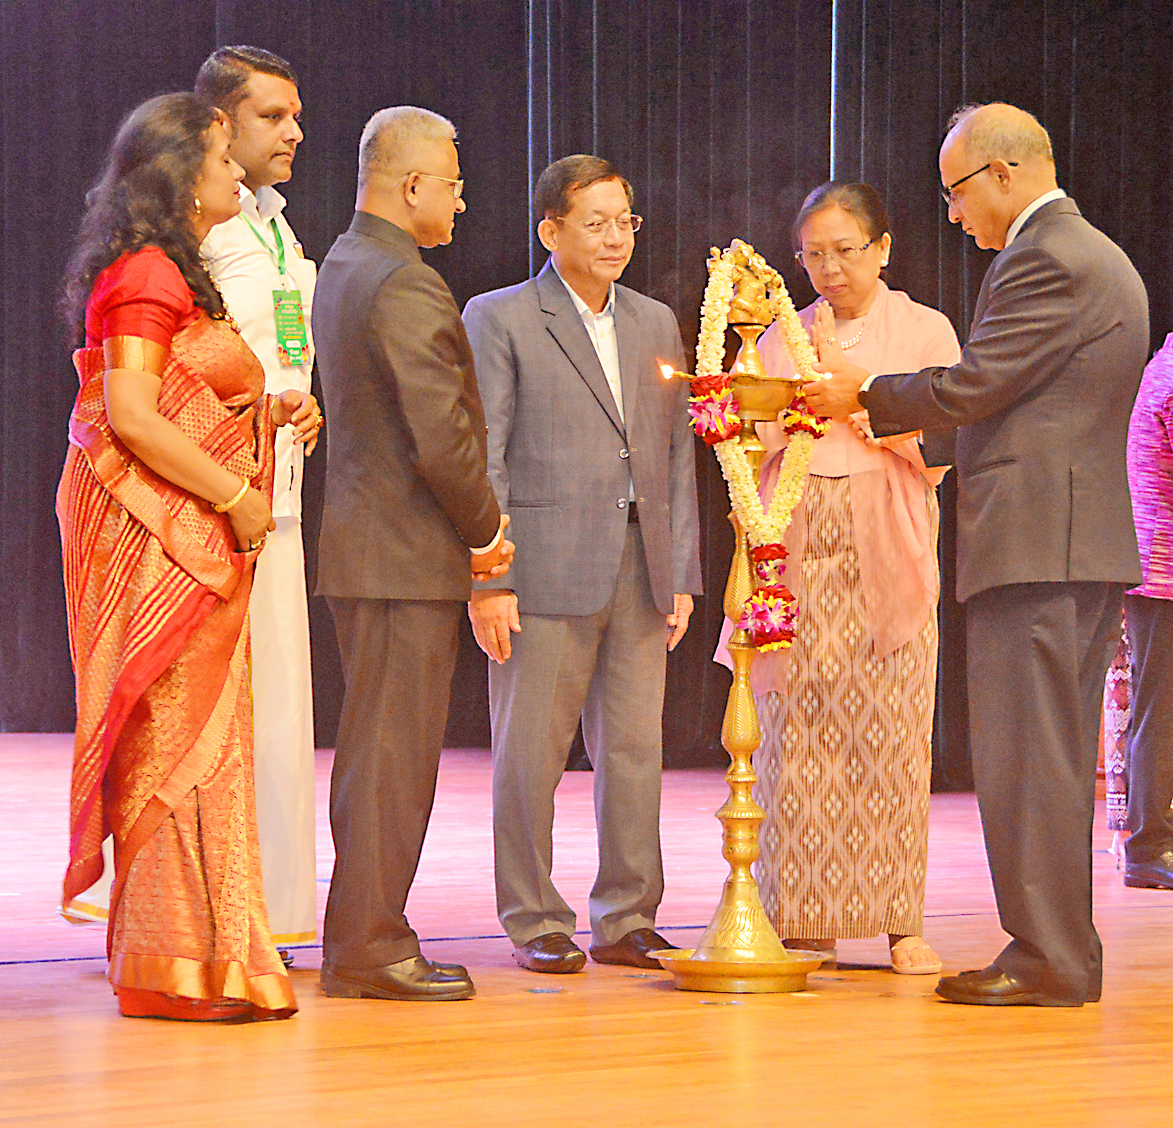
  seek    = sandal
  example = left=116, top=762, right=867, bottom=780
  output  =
left=889, top=936, right=942, bottom=976
left=116, top=986, right=256, bottom=1022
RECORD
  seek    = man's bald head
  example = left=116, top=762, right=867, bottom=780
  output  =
left=946, top=102, right=1054, bottom=169
left=939, top=102, right=1059, bottom=251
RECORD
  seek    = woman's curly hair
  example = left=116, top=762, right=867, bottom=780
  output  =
left=61, top=92, right=227, bottom=343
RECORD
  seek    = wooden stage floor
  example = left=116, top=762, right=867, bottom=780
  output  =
left=2, top=733, right=1172, bottom=1127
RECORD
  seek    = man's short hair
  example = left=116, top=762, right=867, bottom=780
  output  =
left=533, top=155, right=633, bottom=221
left=947, top=103, right=1054, bottom=165
left=357, top=106, right=456, bottom=187
left=194, top=45, right=298, bottom=116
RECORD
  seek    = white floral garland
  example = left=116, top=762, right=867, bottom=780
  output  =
left=696, top=241, right=826, bottom=547
left=695, top=254, right=736, bottom=379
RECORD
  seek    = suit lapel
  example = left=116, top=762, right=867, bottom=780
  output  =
left=614, top=287, right=641, bottom=432
left=971, top=268, right=993, bottom=335
left=536, top=261, right=625, bottom=436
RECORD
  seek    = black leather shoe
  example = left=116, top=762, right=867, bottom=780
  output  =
left=320, top=955, right=475, bottom=1000
left=512, top=932, right=587, bottom=973
left=1124, top=851, right=1173, bottom=889
left=589, top=928, right=678, bottom=969
left=935, top=965, right=1082, bottom=1007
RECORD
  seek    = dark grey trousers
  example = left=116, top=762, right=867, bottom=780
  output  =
left=966, top=581, right=1124, bottom=1003
left=490, top=526, right=669, bottom=947
left=1123, top=592, right=1173, bottom=863
left=322, top=597, right=462, bottom=969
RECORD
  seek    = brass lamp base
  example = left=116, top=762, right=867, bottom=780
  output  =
left=653, top=949, right=828, bottom=994
left=654, top=871, right=828, bottom=993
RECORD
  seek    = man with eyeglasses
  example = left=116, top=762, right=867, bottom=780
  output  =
left=463, top=155, right=701, bottom=974
left=312, top=106, right=513, bottom=1001
left=804, top=102, right=1148, bottom=1007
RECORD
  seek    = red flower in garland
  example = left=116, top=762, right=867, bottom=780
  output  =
left=737, top=588, right=797, bottom=651
left=781, top=392, right=829, bottom=439
left=689, top=372, right=731, bottom=398
left=750, top=543, right=789, bottom=587
left=688, top=391, right=742, bottom=446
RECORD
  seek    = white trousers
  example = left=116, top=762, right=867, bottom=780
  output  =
left=248, top=516, right=317, bottom=942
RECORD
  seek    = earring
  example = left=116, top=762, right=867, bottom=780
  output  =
left=194, top=197, right=203, bottom=217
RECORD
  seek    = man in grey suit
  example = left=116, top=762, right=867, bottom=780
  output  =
left=805, top=103, right=1148, bottom=1006
left=314, top=106, right=513, bottom=1001
left=463, top=156, right=702, bottom=974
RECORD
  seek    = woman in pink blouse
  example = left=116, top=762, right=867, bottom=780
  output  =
left=719, top=182, right=960, bottom=973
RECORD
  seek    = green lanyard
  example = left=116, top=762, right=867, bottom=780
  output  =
left=243, top=215, right=288, bottom=281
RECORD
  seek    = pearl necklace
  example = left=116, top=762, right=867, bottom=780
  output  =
left=834, top=313, right=868, bottom=350
left=826, top=291, right=879, bottom=350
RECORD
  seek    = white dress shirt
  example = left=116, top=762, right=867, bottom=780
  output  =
left=201, top=185, right=316, bottom=519
left=554, top=265, right=635, bottom=502
left=555, top=266, right=624, bottom=423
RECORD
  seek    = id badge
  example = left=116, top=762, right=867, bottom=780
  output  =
left=273, top=290, right=309, bottom=367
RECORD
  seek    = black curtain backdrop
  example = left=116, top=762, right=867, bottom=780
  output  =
left=2, top=1, right=1171, bottom=777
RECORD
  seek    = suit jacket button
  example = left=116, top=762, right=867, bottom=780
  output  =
left=619, top=448, right=629, bottom=459
left=617, top=499, right=628, bottom=509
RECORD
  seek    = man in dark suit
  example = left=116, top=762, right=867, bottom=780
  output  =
left=462, top=156, right=702, bottom=974
left=313, top=106, right=513, bottom=1001
left=804, top=102, right=1148, bottom=1006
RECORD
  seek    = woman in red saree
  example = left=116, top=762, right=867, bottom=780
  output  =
left=57, top=93, right=321, bottom=1021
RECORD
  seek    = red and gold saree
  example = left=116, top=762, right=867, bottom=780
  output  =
left=56, top=247, right=296, bottom=1015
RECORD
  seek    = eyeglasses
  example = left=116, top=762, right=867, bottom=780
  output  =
left=795, top=238, right=875, bottom=269
left=410, top=172, right=464, bottom=200
left=940, top=161, right=1017, bottom=206
left=555, top=214, right=643, bottom=238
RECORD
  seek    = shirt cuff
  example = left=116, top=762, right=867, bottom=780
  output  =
left=471, top=527, right=502, bottom=555
left=859, top=373, right=879, bottom=393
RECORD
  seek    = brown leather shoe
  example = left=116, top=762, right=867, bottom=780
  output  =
left=320, top=955, right=475, bottom=1000
left=935, top=965, right=1082, bottom=1007
left=512, top=931, right=587, bottom=973
left=589, top=928, right=677, bottom=969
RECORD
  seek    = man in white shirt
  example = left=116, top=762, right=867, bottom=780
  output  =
left=196, top=46, right=318, bottom=954
left=463, top=156, right=701, bottom=974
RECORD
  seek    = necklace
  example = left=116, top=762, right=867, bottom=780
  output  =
left=828, top=290, right=879, bottom=349
left=836, top=318, right=867, bottom=349
left=835, top=307, right=872, bottom=347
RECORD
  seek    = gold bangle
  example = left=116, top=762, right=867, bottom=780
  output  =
left=212, top=477, right=249, bottom=513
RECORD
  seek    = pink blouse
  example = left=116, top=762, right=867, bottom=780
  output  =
left=716, top=280, right=961, bottom=693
